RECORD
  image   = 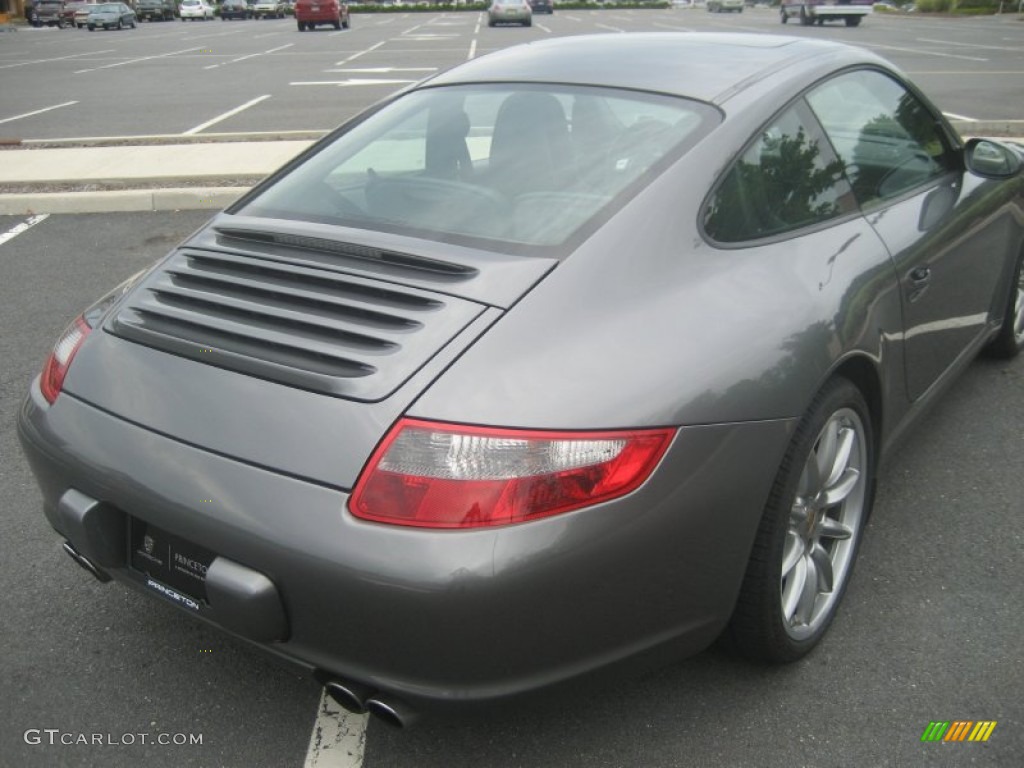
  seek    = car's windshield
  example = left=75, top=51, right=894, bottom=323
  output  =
left=95, top=3, right=118, bottom=10
left=239, top=84, right=716, bottom=250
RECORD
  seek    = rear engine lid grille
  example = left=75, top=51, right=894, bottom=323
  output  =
left=108, top=249, right=485, bottom=401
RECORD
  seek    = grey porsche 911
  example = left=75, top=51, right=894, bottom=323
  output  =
left=18, top=34, right=1024, bottom=727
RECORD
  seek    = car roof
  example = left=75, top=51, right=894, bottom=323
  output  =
left=425, top=33, right=890, bottom=104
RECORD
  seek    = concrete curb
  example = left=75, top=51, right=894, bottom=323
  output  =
left=0, top=187, right=251, bottom=216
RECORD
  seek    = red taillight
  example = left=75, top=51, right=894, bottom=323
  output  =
left=349, top=419, right=674, bottom=529
left=40, top=316, right=91, bottom=404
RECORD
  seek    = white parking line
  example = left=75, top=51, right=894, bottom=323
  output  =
left=595, top=23, right=625, bottom=33
left=535, top=23, right=551, bottom=33
left=0, top=50, right=115, bottom=70
left=325, top=67, right=437, bottom=74
left=857, top=42, right=988, bottom=63
left=467, top=38, right=477, bottom=60
left=916, top=37, right=1022, bottom=53
left=303, top=690, right=367, bottom=768
left=205, top=42, right=294, bottom=70
left=291, top=79, right=416, bottom=87
left=0, top=101, right=77, bottom=126
left=74, top=46, right=205, bottom=74
left=336, top=41, right=386, bottom=67
left=942, top=111, right=977, bottom=122
left=183, top=95, right=272, bottom=135
left=0, top=215, right=49, bottom=248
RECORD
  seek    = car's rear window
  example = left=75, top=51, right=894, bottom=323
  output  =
left=238, top=84, right=717, bottom=251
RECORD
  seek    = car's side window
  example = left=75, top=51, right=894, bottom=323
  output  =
left=806, top=70, right=956, bottom=207
left=704, top=102, right=854, bottom=243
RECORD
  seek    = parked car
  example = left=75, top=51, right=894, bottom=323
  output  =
left=136, top=0, right=177, bottom=20
left=86, top=1, right=136, bottom=28
left=252, top=0, right=286, bottom=17
left=19, top=33, right=1024, bottom=728
left=294, top=0, right=348, bottom=30
left=220, top=0, right=252, bottom=18
left=528, top=0, right=552, bottom=13
left=62, top=1, right=89, bottom=26
left=28, top=0, right=69, bottom=27
left=178, top=0, right=214, bottom=20
left=72, top=0, right=101, bottom=26
left=707, top=0, right=743, bottom=10
left=781, top=0, right=873, bottom=26
left=71, top=0, right=98, bottom=26
left=488, top=0, right=531, bottom=26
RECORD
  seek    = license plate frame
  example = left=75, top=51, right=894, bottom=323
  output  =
left=129, top=518, right=217, bottom=606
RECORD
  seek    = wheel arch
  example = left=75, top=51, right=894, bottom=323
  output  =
left=828, top=354, right=884, bottom=465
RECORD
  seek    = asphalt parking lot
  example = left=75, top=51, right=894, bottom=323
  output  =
left=2, top=8, right=1023, bottom=768
left=1, top=7, right=1022, bottom=141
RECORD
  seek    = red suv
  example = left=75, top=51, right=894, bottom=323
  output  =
left=294, top=0, right=349, bottom=31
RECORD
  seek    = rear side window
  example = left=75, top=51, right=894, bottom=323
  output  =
left=704, top=102, right=854, bottom=243
left=806, top=70, right=956, bottom=206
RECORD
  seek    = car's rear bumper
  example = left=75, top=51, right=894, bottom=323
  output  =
left=297, top=13, right=339, bottom=22
left=18, top=378, right=792, bottom=710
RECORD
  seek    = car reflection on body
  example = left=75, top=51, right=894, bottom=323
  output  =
left=86, top=2, right=136, bottom=28
left=19, top=34, right=1024, bottom=728
left=488, top=0, right=532, bottom=26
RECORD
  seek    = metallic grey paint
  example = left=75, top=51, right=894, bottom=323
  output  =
left=18, top=34, right=1024, bottom=715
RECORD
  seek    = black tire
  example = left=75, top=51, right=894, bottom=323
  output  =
left=984, top=251, right=1024, bottom=359
left=297, top=19, right=303, bottom=30
left=342, top=17, right=349, bottom=28
left=723, top=377, right=875, bottom=663
left=333, top=17, right=341, bottom=29
left=799, top=6, right=812, bottom=25
left=88, top=24, right=94, bottom=30
left=845, top=16, right=861, bottom=26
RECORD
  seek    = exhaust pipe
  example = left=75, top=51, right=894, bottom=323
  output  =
left=365, top=695, right=418, bottom=729
left=62, top=541, right=111, bottom=583
left=313, top=671, right=418, bottom=727
left=319, top=677, right=375, bottom=715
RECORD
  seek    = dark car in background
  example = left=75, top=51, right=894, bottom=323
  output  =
left=220, top=0, right=252, bottom=19
left=529, top=0, right=553, bottom=13
left=136, top=0, right=177, bottom=20
left=294, top=0, right=348, bottom=30
left=18, top=34, right=1024, bottom=727
left=29, top=0, right=69, bottom=27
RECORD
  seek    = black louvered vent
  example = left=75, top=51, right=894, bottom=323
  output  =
left=108, top=249, right=484, bottom=400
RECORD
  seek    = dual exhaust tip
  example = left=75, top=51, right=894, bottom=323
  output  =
left=62, top=540, right=417, bottom=727
left=322, top=678, right=417, bottom=729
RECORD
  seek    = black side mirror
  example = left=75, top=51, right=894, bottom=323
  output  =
left=964, top=138, right=1023, bottom=179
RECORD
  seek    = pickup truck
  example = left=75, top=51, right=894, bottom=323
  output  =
left=780, top=0, right=873, bottom=27
left=28, top=0, right=70, bottom=27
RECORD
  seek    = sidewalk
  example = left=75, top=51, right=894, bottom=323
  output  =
left=0, top=122, right=1022, bottom=216
left=0, top=140, right=313, bottom=216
